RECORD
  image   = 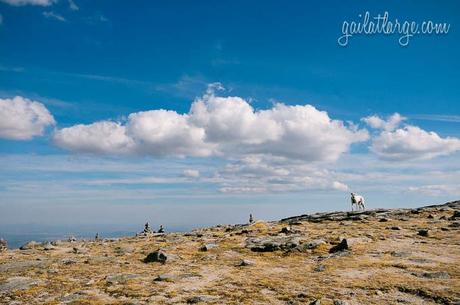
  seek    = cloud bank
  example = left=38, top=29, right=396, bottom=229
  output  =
left=364, top=113, right=460, bottom=161
left=54, top=88, right=369, bottom=162
left=0, top=96, right=55, bottom=140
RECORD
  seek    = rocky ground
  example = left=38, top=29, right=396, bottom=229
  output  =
left=1, top=201, right=459, bottom=305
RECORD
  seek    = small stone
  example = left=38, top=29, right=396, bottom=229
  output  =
left=418, top=229, right=429, bottom=237
left=154, top=274, right=175, bottom=282
left=144, top=250, right=167, bottom=263
left=427, top=214, right=435, bottom=219
left=389, top=226, right=402, bottom=230
left=379, top=218, right=389, bottom=222
left=314, top=265, right=326, bottom=272
left=237, top=259, right=255, bottom=267
left=199, top=244, right=217, bottom=252
left=68, top=236, right=77, bottom=242
left=452, top=210, right=460, bottom=218
left=333, top=300, right=349, bottom=305
left=309, top=300, right=321, bottom=305
left=441, top=227, right=449, bottom=231
left=62, top=259, right=77, bottom=265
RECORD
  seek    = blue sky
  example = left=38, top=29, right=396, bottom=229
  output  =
left=0, top=0, right=459, bottom=230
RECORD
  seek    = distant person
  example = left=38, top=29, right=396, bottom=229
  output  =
left=249, top=214, right=254, bottom=223
left=158, top=225, right=165, bottom=233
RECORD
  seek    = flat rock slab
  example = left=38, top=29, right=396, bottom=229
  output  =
left=106, top=273, right=140, bottom=284
left=0, top=277, right=42, bottom=293
left=246, top=235, right=303, bottom=252
left=0, top=260, right=46, bottom=273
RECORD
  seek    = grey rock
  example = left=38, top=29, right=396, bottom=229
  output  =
left=72, top=247, right=88, bottom=254
left=42, top=242, right=55, bottom=251
left=0, top=277, right=42, bottom=293
left=333, top=300, right=349, bottom=305
left=418, top=229, right=429, bottom=237
left=106, top=273, right=139, bottom=284
left=19, top=240, right=40, bottom=250
left=421, top=271, right=450, bottom=279
left=144, top=250, right=167, bottom=263
left=68, top=236, right=77, bottom=242
left=246, top=236, right=302, bottom=252
left=62, top=258, right=77, bottom=265
left=0, top=260, right=45, bottom=273
left=390, top=251, right=411, bottom=258
left=154, top=273, right=176, bottom=282
left=298, top=239, right=326, bottom=251
left=314, top=265, right=326, bottom=272
left=187, top=296, right=209, bottom=304
left=389, top=226, right=402, bottom=230
left=280, top=226, right=292, bottom=234
left=114, top=245, right=134, bottom=256
left=237, top=259, right=255, bottom=267
left=309, top=300, right=321, bottom=305
left=199, top=243, right=217, bottom=251
left=51, top=240, right=62, bottom=246
left=329, top=239, right=349, bottom=253
left=0, top=238, right=7, bottom=252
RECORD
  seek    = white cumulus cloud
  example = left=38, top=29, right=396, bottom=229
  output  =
left=362, top=113, right=406, bottom=131
left=53, top=121, right=134, bottom=154
left=54, top=87, right=368, bottom=162
left=126, top=109, right=215, bottom=157
left=371, top=125, right=460, bottom=161
left=0, top=96, right=55, bottom=140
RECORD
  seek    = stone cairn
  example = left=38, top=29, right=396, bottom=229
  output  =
left=0, top=238, right=7, bottom=252
left=137, top=222, right=154, bottom=236
left=144, top=222, right=153, bottom=233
